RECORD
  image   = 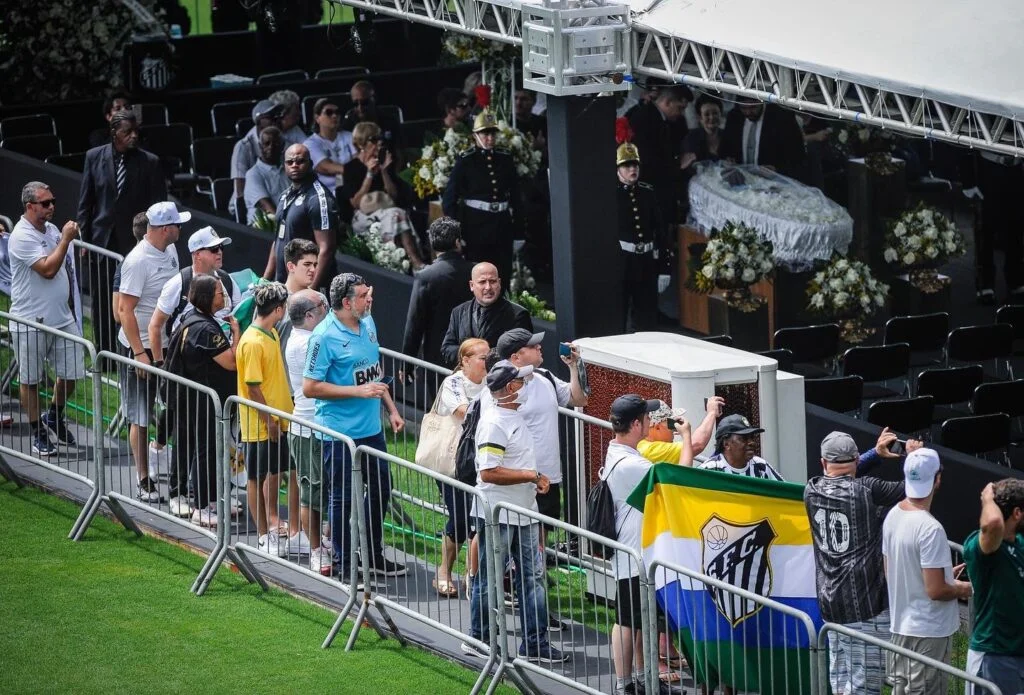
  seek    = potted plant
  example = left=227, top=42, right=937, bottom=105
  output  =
left=807, top=255, right=889, bottom=343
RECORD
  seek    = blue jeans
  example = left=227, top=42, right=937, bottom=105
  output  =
left=437, top=480, right=473, bottom=545
left=323, top=431, right=390, bottom=569
left=469, top=517, right=549, bottom=655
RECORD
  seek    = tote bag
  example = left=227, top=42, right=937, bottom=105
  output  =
left=414, top=390, right=462, bottom=476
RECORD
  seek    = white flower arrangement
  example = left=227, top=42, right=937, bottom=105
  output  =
left=689, top=221, right=774, bottom=294
left=442, top=34, right=519, bottom=63
left=509, top=258, right=538, bottom=296
left=807, top=256, right=888, bottom=317
left=410, top=123, right=543, bottom=199
left=883, top=203, right=965, bottom=269
left=364, top=222, right=411, bottom=274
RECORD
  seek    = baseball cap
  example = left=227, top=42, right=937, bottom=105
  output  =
left=820, top=431, right=859, bottom=463
left=497, top=329, right=545, bottom=358
left=714, top=414, right=764, bottom=441
left=486, top=360, right=534, bottom=392
left=252, top=99, right=283, bottom=122
left=145, top=201, right=191, bottom=227
left=610, top=394, right=661, bottom=425
left=188, top=226, right=232, bottom=253
left=649, top=400, right=686, bottom=426
left=904, top=448, right=942, bottom=498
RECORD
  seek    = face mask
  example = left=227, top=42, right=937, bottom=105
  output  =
left=497, top=384, right=529, bottom=406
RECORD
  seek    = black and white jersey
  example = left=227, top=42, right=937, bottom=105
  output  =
left=697, top=453, right=784, bottom=481
left=803, top=474, right=904, bottom=624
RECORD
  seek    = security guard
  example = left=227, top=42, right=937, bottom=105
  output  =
left=442, top=109, right=519, bottom=284
left=616, top=142, right=664, bottom=332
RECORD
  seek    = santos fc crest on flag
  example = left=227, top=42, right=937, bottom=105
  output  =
left=700, top=515, right=777, bottom=626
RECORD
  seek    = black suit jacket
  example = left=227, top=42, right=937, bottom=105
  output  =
left=440, top=297, right=533, bottom=366
left=627, top=101, right=688, bottom=223
left=401, top=251, right=474, bottom=365
left=721, top=105, right=806, bottom=181
left=77, top=144, right=166, bottom=253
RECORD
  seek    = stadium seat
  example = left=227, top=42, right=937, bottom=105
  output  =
left=703, top=335, right=733, bottom=347
left=314, top=66, right=369, bottom=80
left=211, top=100, right=257, bottom=137
left=1, top=133, right=62, bottom=159
left=995, top=305, right=1024, bottom=355
left=940, top=413, right=1011, bottom=464
left=867, top=396, right=934, bottom=438
left=45, top=151, right=87, bottom=173
left=136, top=103, right=170, bottom=126
left=883, top=312, right=949, bottom=369
left=804, top=375, right=863, bottom=416
left=842, top=343, right=911, bottom=399
left=235, top=117, right=254, bottom=138
left=916, top=365, right=983, bottom=422
left=0, top=113, right=56, bottom=139
left=773, top=323, right=840, bottom=377
left=192, top=136, right=237, bottom=204
left=140, top=123, right=194, bottom=181
left=946, top=323, right=1014, bottom=379
left=255, top=69, right=309, bottom=85
left=756, top=349, right=794, bottom=373
left=211, top=178, right=235, bottom=213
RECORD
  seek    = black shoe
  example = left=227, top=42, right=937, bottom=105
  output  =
left=548, top=615, right=566, bottom=631
left=336, top=566, right=365, bottom=590
left=31, top=431, right=57, bottom=456
left=367, top=556, right=407, bottom=577
left=42, top=411, right=76, bottom=445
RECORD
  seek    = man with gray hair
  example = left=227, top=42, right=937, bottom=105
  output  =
left=9, top=182, right=86, bottom=456
left=284, top=288, right=331, bottom=574
left=401, top=216, right=473, bottom=368
left=269, top=89, right=306, bottom=147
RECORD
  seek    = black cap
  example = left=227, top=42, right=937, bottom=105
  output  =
left=486, top=360, right=534, bottom=392
left=714, top=414, right=764, bottom=441
left=610, top=394, right=661, bottom=425
left=497, top=328, right=545, bottom=359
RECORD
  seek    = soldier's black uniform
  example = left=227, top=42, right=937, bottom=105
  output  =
left=617, top=179, right=664, bottom=332
left=442, top=146, right=519, bottom=283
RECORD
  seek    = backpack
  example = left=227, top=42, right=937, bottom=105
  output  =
left=453, top=398, right=483, bottom=486
left=165, top=267, right=235, bottom=338
left=586, top=457, right=627, bottom=559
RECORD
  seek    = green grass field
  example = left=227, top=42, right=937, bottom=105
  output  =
left=0, top=480, right=514, bottom=695
left=181, top=0, right=354, bottom=37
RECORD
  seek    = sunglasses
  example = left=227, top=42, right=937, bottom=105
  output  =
left=204, top=246, right=224, bottom=253
left=33, top=199, right=56, bottom=208
left=321, top=108, right=340, bottom=116
left=456, top=101, right=470, bottom=109
left=284, top=157, right=308, bottom=165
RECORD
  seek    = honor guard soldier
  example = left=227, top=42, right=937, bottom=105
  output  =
left=616, top=142, right=664, bottom=332
left=442, top=109, right=519, bottom=284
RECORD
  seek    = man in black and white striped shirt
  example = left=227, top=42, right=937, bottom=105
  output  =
left=696, top=413, right=784, bottom=480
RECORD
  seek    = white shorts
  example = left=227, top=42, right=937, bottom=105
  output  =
left=13, top=323, right=87, bottom=385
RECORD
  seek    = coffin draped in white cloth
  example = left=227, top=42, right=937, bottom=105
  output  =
left=687, top=164, right=852, bottom=271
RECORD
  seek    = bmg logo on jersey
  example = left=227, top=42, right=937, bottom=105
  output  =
left=354, top=361, right=383, bottom=385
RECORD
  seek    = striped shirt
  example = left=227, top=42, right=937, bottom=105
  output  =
left=804, top=474, right=904, bottom=624
left=697, top=453, right=784, bottom=481
left=473, top=405, right=538, bottom=525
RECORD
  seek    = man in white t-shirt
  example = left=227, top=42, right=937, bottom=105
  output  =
left=9, top=181, right=87, bottom=457
left=463, top=360, right=568, bottom=665
left=148, top=226, right=241, bottom=363
left=118, top=201, right=183, bottom=503
left=496, top=328, right=588, bottom=538
left=284, top=289, right=330, bottom=574
left=882, top=448, right=972, bottom=694
left=602, top=394, right=663, bottom=695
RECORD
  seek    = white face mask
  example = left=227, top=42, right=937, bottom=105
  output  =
left=497, top=384, right=529, bottom=406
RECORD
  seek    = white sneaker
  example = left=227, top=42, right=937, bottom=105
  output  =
left=290, top=531, right=312, bottom=556
left=259, top=532, right=287, bottom=558
left=310, top=546, right=333, bottom=576
left=168, top=495, right=193, bottom=517
left=191, top=506, right=218, bottom=528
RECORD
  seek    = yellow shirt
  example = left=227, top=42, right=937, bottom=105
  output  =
left=236, top=325, right=294, bottom=442
left=637, top=439, right=683, bottom=465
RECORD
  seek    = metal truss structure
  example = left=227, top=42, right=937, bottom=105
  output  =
left=326, top=0, right=1024, bottom=157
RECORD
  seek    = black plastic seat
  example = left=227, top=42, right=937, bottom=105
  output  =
left=946, top=323, right=1014, bottom=378
left=1, top=133, right=62, bottom=159
left=45, top=151, right=87, bottom=173
left=136, top=103, right=169, bottom=126
left=805, top=375, right=863, bottom=416
left=972, top=380, right=1024, bottom=418
left=192, top=136, right=237, bottom=180
left=314, top=66, right=369, bottom=79
left=211, top=100, right=257, bottom=136
left=916, top=365, right=984, bottom=422
left=235, top=117, right=254, bottom=138
left=940, top=413, right=1010, bottom=463
left=0, top=113, right=56, bottom=139
left=139, top=122, right=194, bottom=176
left=255, top=69, right=308, bottom=85
left=757, top=348, right=794, bottom=373
left=773, top=324, right=840, bottom=377
left=884, top=312, right=949, bottom=368
left=211, top=178, right=235, bottom=214
left=867, top=396, right=934, bottom=437
left=996, top=305, right=1024, bottom=356
left=842, top=343, right=911, bottom=399
left=703, top=335, right=733, bottom=347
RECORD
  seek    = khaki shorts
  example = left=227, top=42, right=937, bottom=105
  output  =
left=288, top=432, right=324, bottom=512
left=887, top=633, right=952, bottom=695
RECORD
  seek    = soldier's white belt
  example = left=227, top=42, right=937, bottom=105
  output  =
left=464, top=199, right=509, bottom=213
left=620, top=241, right=655, bottom=254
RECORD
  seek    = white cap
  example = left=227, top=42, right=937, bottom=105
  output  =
left=146, top=201, right=191, bottom=227
left=188, top=226, right=232, bottom=253
left=649, top=400, right=686, bottom=426
left=903, top=448, right=941, bottom=498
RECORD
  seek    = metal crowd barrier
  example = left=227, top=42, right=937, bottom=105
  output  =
left=73, top=239, right=124, bottom=360
left=649, top=556, right=821, bottom=695
left=816, top=623, right=1002, bottom=695
left=94, top=350, right=229, bottom=594
left=0, top=311, right=104, bottom=541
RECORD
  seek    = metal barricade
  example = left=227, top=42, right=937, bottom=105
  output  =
left=221, top=396, right=391, bottom=648
left=948, top=540, right=975, bottom=674
left=817, top=622, right=1002, bottom=695
left=489, top=501, right=657, bottom=695
left=0, top=311, right=104, bottom=541
left=346, top=446, right=515, bottom=695
left=557, top=407, right=614, bottom=530
left=73, top=239, right=124, bottom=360
left=649, top=557, right=820, bottom=695
left=95, top=349, right=228, bottom=594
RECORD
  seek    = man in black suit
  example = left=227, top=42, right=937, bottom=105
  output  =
left=401, top=217, right=473, bottom=367
left=722, top=97, right=807, bottom=181
left=77, top=110, right=166, bottom=353
left=627, top=85, right=692, bottom=226
left=440, top=261, right=533, bottom=366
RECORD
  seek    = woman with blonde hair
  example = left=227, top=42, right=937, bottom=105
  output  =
left=431, top=337, right=489, bottom=596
